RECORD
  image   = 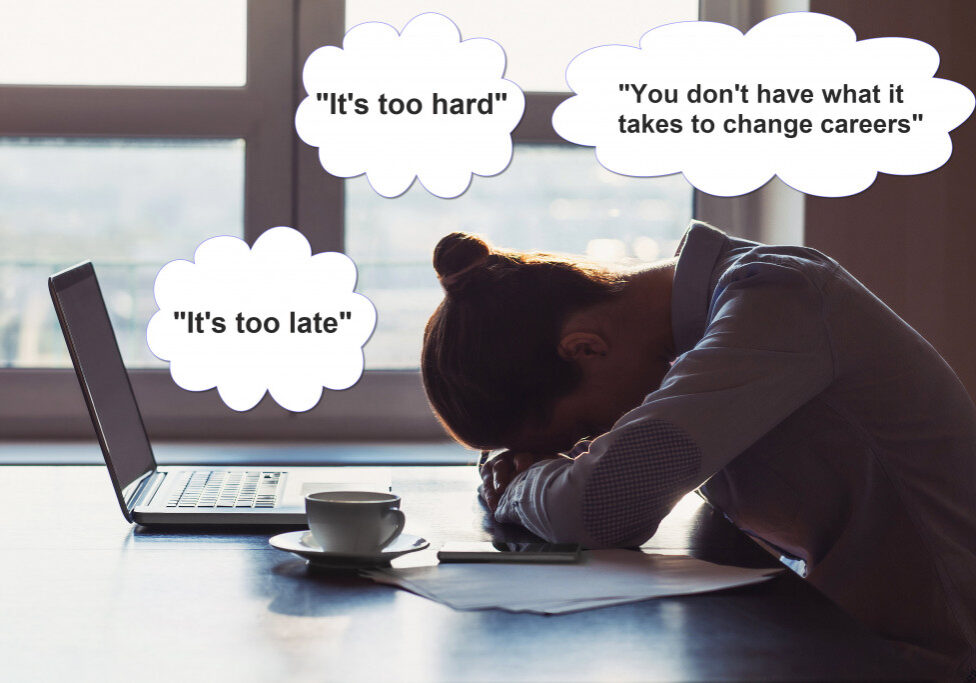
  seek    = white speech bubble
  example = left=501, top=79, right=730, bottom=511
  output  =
left=295, top=12, right=525, bottom=199
left=552, top=12, right=974, bottom=197
left=147, top=227, right=377, bottom=413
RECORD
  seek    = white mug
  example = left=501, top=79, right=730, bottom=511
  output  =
left=305, top=491, right=405, bottom=553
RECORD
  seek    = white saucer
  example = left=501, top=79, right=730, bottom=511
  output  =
left=269, top=530, right=429, bottom=568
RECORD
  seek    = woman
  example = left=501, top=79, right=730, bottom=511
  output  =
left=421, top=222, right=976, bottom=678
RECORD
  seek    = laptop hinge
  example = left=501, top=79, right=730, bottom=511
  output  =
left=126, top=470, right=165, bottom=511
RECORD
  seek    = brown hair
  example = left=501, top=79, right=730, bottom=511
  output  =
left=421, top=232, right=625, bottom=450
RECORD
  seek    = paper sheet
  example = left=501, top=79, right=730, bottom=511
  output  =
left=360, top=549, right=782, bottom=615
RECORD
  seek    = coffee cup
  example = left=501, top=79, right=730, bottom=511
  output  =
left=305, top=491, right=405, bottom=553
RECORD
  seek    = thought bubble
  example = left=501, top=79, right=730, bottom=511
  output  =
left=147, top=227, right=376, bottom=413
left=295, top=12, right=525, bottom=199
left=552, top=12, right=975, bottom=197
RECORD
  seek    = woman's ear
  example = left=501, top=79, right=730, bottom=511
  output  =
left=558, top=332, right=609, bottom=362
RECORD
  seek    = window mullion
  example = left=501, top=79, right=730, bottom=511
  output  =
left=293, top=0, right=346, bottom=253
left=0, top=87, right=257, bottom=137
left=242, top=0, right=298, bottom=244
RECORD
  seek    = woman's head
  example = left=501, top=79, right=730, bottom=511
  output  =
left=421, top=232, right=629, bottom=451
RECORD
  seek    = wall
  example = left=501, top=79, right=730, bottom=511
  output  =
left=807, top=0, right=976, bottom=397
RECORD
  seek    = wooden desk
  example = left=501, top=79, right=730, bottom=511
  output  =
left=0, top=465, right=933, bottom=681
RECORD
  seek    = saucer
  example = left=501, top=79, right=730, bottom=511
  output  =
left=269, top=530, right=429, bottom=568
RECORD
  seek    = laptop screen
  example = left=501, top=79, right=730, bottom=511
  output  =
left=49, top=263, right=155, bottom=495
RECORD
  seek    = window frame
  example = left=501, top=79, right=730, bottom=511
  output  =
left=0, top=0, right=795, bottom=441
left=0, top=0, right=450, bottom=440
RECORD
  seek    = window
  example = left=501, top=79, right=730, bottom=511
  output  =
left=0, top=0, right=699, bottom=440
left=343, top=0, right=698, bottom=370
left=346, top=146, right=692, bottom=369
left=0, top=0, right=246, bottom=87
left=0, top=138, right=244, bottom=367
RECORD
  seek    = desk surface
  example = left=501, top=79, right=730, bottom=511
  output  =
left=0, top=464, right=931, bottom=682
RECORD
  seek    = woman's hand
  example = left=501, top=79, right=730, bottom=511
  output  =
left=479, top=451, right=560, bottom=512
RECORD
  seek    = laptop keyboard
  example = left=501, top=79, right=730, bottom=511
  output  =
left=165, top=471, right=283, bottom=508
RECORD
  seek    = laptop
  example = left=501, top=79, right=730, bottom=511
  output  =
left=49, top=261, right=391, bottom=526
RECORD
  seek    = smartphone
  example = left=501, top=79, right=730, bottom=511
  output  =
left=437, top=541, right=582, bottom=563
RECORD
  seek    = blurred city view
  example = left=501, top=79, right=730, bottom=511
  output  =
left=0, top=137, right=245, bottom=367
left=0, top=139, right=692, bottom=370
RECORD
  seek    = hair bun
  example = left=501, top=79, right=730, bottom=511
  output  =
left=433, top=232, right=491, bottom=291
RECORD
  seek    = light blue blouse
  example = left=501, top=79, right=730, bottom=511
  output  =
left=492, top=221, right=976, bottom=675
